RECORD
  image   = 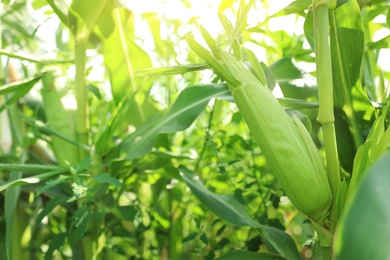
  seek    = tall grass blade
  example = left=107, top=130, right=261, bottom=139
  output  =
left=118, top=84, right=231, bottom=160
left=0, top=169, right=69, bottom=192
left=136, top=63, right=209, bottom=76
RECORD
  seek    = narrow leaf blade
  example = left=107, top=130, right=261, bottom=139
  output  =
left=136, top=63, right=209, bottom=76
left=119, top=84, right=231, bottom=160
left=334, top=152, right=390, bottom=259
left=216, top=250, right=289, bottom=260
left=179, top=166, right=300, bottom=259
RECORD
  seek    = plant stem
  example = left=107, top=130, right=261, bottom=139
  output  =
left=194, top=100, right=217, bottom=173
left=75, top=39, right=89, bottom=161
left=0, top=49, right=73, bottom=64
left=75, top=38, right=94, bottom=259
left=313, top=4, right=340, bottom=230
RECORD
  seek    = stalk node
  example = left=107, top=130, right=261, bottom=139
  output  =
left=317, top=117, right=335, bottom=125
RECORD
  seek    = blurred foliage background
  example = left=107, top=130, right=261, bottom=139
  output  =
left=0, top=0, right=389, bottom=259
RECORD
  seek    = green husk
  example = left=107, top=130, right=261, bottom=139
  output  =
left=187, top=34, right=332, bottom=222
left=232, top=82, right=332, bottom=222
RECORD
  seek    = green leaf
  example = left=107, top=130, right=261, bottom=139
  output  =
left=118, top=84, right=231, bottom=160
left=0, top=164, right=61, bottom=173
left=68, top=0, right=114, bottom=38
left=34, top=175, right=71, bottom=198
left=334, top=107, right=356, bottom=173
left=198, top=24, right=217, bottom=49
left=200, top=233, right=208, bottom=246
left=136, top=63, right=209, bottom=76
left=0, top=75, right=41, bottom=95
left=303, top=10, right=315, bottom=50
left=150, top=149, right=194, bottom=160
left=269, top=57, right=317, bottom=99
left=347, top=106, right=390, bottom=201
left=44, top=233, right=66, bottom=260
left=329, top=0, right=365, bottom=108
left=218, top=0, right=234, bottom=12
left=104, top=7, right=152, bottom=104
left=269, top=57, right=301, bottom=79
left=216, top=250, right=289, bottom=260
left=4, top=173, right=22, bottom=260
left=334, top=0, right=349, bottom=9
left=335, top=179, right=348, bottom=221
left=329, top=0, right=372, bottom=148
left=179, top=166, right=300, bottom=259
left=16, top=111, right=90, bottom=152
left=1, top=2, right=37, bottom=40
left=229, top=0, right=252, bottom=50
left=181, top=232, right=198, bottom=243
left=143, top=12, right=174, bottom=59
left=117, top=205, right=137, bottom=221
left=367, top=35, right=390, bottom=50
left=333, top=152, right=390, bottom=259
left=218, top=11, right=241, bottom=59
left=69, top=205, right=92, bottom=243
left=277, top=98, right=318, bottom=109
left=387, top=7, right=390, bottom=28
left=244, top=48, right=267, bottom=86
left=35, top=197, right=68, bottom=225
left=40, top=72, right=81, bottom=165
left=159, top=85, right=230, bottom=132
left=0, top=49, right=73, bottom=65
left=47, top=0, right=70, bottom=26
left=92, top=173, right=123, bottom=188
left=0, top=221, right=6, bottom=260
left=287, top=109, right=312, bottom=133
left=0, top=75, right=42, bottom=112
left=189, top=176, right=255, bottom=225
left=87, top=84, right=102, bottom=100
left=31, top=0, right=46, bottom=10
left=270, top=0, right=311, bottom=18
left=371, top=0, right=388, bottom=4
left=0, top=169, right=69, bottom=192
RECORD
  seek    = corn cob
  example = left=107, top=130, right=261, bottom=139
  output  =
left=187, top=35, right=332, bottom=222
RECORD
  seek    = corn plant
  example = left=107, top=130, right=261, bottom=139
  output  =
left=0, top=0, right=390, bottom=259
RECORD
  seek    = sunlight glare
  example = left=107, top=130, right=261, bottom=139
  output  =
left=127, top=0, right=297, bottom=39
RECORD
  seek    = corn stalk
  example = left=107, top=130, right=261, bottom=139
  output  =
left=75, top=38, right=89, bottom=160
left=311, top=0, right=351, bottom=259
left=312, top=0, right=343, bottom=229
